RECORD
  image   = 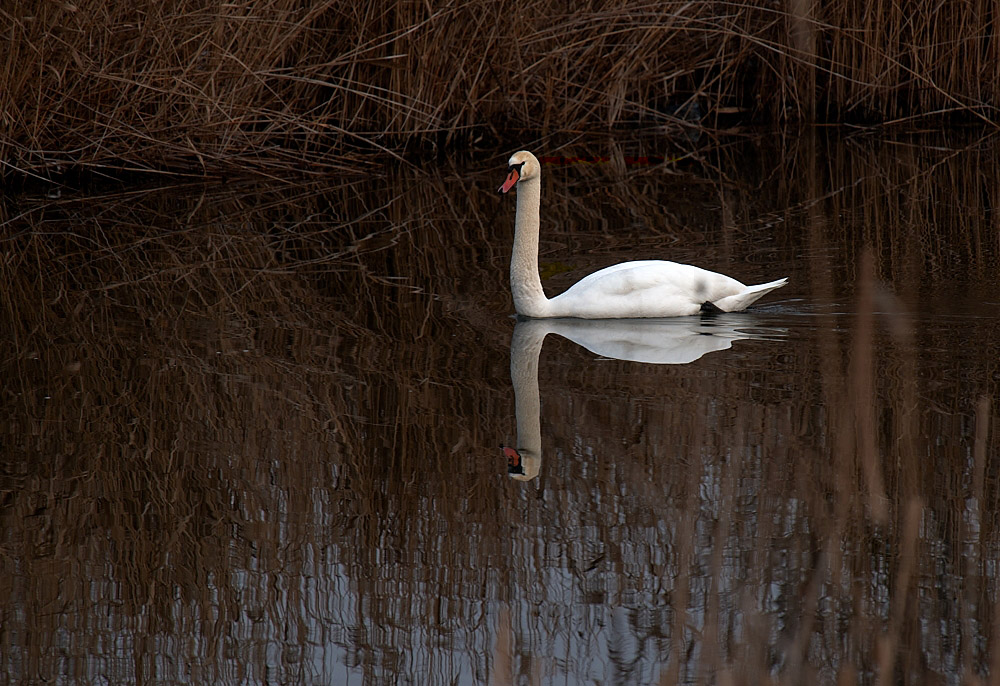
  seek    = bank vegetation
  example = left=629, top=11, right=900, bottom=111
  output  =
left=2, top=0, right=999, bottom=177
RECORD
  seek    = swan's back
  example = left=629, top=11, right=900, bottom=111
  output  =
left=547, top=260, right=750, bottom=318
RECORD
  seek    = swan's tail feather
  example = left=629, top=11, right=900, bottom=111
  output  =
left=714, top=277, right=788, bottom=312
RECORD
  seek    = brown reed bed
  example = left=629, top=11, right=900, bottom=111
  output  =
left=3, top=1, right=1000, bottom=181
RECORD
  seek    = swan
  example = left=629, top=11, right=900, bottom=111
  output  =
left=498, top=150, right=788, bottom=318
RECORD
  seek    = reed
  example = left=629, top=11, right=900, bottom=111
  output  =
left=2, top=1, right=999, bottom=178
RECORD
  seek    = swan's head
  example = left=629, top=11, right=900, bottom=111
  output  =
left=498, top=150, right=540, bottom=193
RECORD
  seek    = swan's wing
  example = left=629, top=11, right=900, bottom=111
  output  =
left=564, top=260, right=746, bottom=298
left=548, top=260, right=748, bottom=317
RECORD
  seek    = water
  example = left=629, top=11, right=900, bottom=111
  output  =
left=1, top=131, right=999, bottom=685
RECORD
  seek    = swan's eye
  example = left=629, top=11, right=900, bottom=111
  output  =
left=508, top=162, right=525, bottom=174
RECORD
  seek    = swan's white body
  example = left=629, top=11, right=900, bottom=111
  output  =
left=499, top=150, right=787, bottom=318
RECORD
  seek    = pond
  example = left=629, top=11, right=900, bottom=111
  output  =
left=1, top=130, right=999, bottom=685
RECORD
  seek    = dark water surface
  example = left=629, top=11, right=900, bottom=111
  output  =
left=2, top=132, right=1000, bottom=685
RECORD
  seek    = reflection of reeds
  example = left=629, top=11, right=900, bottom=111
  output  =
left=3, top=2, right=999, bottom=176
left=1, top=134, right=999, bottom=683
left=852, top=248, right=888, bottom=523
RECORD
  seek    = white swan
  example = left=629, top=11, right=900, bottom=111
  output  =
left=498, top=150, right=788, bottom=318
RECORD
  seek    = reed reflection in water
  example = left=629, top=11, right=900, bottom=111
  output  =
left=1, top=132, right=999, bottom=684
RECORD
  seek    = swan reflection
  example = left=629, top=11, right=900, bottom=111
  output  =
left=505, top=316, right=782, bottom=480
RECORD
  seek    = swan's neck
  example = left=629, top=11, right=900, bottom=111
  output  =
left=511, top=177, right=550, bottom=317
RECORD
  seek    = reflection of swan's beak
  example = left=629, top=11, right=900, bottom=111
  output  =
left=503, top=445, right=539, bottom=481
left=503, top=446, right=524, bottom=475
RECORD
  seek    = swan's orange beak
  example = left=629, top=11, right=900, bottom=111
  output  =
left=498, top=167, right=520, bottom=193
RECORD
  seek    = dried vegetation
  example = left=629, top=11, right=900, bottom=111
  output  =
left=2, top=0, right=999, bottom=177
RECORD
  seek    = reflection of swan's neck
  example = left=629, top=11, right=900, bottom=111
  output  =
left=509, top=322, right=547, bottom=480
left=511, top=177, right=549, bottom=318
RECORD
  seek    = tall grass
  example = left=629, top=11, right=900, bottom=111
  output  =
left=2, top=0, right=999, bottom=177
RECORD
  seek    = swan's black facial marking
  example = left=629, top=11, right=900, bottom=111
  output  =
left=498, top=161, right=526, bottom=193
